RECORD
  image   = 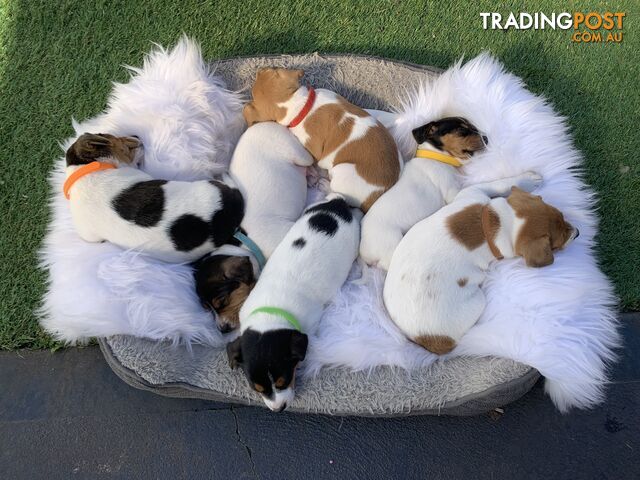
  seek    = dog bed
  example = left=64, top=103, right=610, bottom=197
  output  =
left=41, top=39, right=619, bottom=416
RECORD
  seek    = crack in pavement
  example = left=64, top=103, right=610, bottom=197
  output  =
left=230, top=406, right=259, bottom=479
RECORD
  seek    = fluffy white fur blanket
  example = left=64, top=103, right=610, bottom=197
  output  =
left=39, top=38, right=619, bottom=411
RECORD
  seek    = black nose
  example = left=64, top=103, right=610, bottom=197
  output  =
left=218, top=323, right=234, bottom=334
left=482, top=135, right=489, bottom=145
left=574, top=228, right=580, bottom=239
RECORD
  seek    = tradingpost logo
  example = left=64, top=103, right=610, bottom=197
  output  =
left=481, top=12, right=625, bottom=43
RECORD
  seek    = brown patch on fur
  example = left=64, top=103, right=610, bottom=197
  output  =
left=243, top=68, right=303, bottom=125
left=361, top=189, right=384, bottom=213
left=303, top=103, right=355, bottom=159
left=507, top=187, right=574, bottom=267
left=447, top=203, right=485, bottom=250
left=332, top=123, right=400, bottom=189
left=66, top=133, right=141, bottom=166
left=275, top=377, right=286, bottom=388
left=336, top=95, right=369, bottom=117
left=457, top=277, right=468, bottom=287
left=217, top=282, right=255, bottom=330
left=413, top=334, right=456, bottom=355
left=439, top=131, right=485, bottom=159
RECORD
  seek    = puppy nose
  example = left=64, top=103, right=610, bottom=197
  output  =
left=574, top=228, right=580, bottom=239
left=218, top=323, right=234, bottom=334
left=482, top=135, right=489, bottom=145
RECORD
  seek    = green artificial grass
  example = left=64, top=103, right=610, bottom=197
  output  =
left=0, top=0, right=638, bottom=349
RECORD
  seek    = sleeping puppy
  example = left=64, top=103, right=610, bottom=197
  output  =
left=227, top=196, right=361, bottom=412
left=64, top=133, right=244, bottom=263
left=384, top=172, right=578, bottom=355
left=360, top=117, right=487, bottom=270
left=193, top=122, right=313, bottom=332
left=243, top=68, right=401, bottom=212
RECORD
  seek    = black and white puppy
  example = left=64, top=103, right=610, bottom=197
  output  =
left=64, top=133, right=244, bottom=262
left=227, top=196, right=361, bottom=412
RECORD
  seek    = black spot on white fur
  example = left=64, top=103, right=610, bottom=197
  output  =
left=308, top=213, right=338, bottom=236
left=170, top=214, right=210, bottom=251
left=112, top=180, right=167, bottom=227
left=305, top=198, right=352, bottom=223
left=292, top=237, right=306, bottom=248
left=209, top=180, right=245, bottom=246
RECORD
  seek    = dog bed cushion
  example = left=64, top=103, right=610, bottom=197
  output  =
left=40, top=41, right=618, bottom=415
left=99, top=52, right=540, bottom=416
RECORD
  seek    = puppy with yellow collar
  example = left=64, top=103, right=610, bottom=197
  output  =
left=384, top=173, right=578, bottom=355
left=360, top=117, right=487, bottom=270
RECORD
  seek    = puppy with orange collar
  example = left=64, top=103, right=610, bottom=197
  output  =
left=383, top=173, right=579, bottom=355
left=64, top=133, right=244, bottom=263
left=243, top=68, right=401, bottom=212
left=360, top=117, right=487, bottom=270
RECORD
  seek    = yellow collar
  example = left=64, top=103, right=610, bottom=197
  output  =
left=415, top=149, right=462, bottom=167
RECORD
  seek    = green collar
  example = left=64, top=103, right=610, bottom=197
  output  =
left=250, top=306, right=302, bottom=332
left=233, top=230, right=266, bottom=270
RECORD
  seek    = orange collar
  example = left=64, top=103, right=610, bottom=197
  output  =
left=287, top=87, right=316, bottom=128
left=63, top=161, right=116, bottom=199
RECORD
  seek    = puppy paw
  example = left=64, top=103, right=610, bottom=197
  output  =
left=517, top=171, right=543, bottom=192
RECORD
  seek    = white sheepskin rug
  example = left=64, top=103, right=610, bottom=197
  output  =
left=39, top=36, right=244, bottom=347
left=39, top=40, right=619, bottom=412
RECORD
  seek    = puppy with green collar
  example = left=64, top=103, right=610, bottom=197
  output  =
left=227, top=195, right=361, bottom=412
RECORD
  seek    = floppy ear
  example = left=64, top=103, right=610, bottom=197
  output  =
left=412, top=123, right=434, bottom=145
left=521, top=235, right=554, bottom=268
left=290, top=331, right=308, bottom=362
left=226, top=338, right=243, bottom=369
left=243, top=103, right=262, bottom=127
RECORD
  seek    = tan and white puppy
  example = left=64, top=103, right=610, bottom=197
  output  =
left=383, top=172, right=579, bottom=355
left=360, top=117, right=487, bottom=270
left=193, top=122, right=313, bottom=332
left=243, top=68, right=401, bottom=212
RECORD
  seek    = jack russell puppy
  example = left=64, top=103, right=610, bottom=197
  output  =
left=227, top=196, right=361, bottom=412
left=64, top=133, right=244, bottom=263
left=360, top=117, right=487, bottom=270
left=384, top=172, right=579, bottom=355
left=193, top=122, right=313, bottom=332
left=243, top=68, right=401, bottom=212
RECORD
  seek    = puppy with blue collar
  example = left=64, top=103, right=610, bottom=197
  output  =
left=226, top=195, right=361, bottom=412
left=64, top=133, right=244, bottom=263
left=193, top=122, right=313, bottom=332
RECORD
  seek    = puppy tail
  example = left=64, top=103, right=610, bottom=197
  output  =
left=412, top=334, right=456, bottom=355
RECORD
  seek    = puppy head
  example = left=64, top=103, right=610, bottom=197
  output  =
left=508, top=187, right=579, bottom=267
left=193, top=255, right=256, bottom=333
left=412, top=117, right=487, bottom=159
left=227, top=328, right=308, bottom=412
left=66, top=133, right=143, bottom=167
left=243, top=68, right=304, bottom=126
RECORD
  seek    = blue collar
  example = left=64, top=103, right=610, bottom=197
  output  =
left=233, top=230, right=266, bottom=270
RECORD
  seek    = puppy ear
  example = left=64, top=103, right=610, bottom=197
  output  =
left=243, top=103, right=262, bottom=127
left=412, top=123, right=433, bottom=145
left=226, top=338, right=243, bottom=369
left=290, top=331, right=308, bottom=362
left=521, top=235, right=554, bottom=268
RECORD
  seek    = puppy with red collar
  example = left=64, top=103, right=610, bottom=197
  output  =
left=360, top=117, right=487, bottom=270
left=384, top=172, right=579, bottom=355
left=193, top=122, right=313, bottom=332
left=64, top=133, right=244, bottom=263
left=227, top=195, right=361, bottom=412
left=243, top=68, right=401, bottom=212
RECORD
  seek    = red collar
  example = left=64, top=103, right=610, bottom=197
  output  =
left=287, top=87, right=316, bottom=128
left=63, top=161, right=116, bottom=199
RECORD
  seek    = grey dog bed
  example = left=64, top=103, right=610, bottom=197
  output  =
left=99, top=54, right=540, bottom=416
